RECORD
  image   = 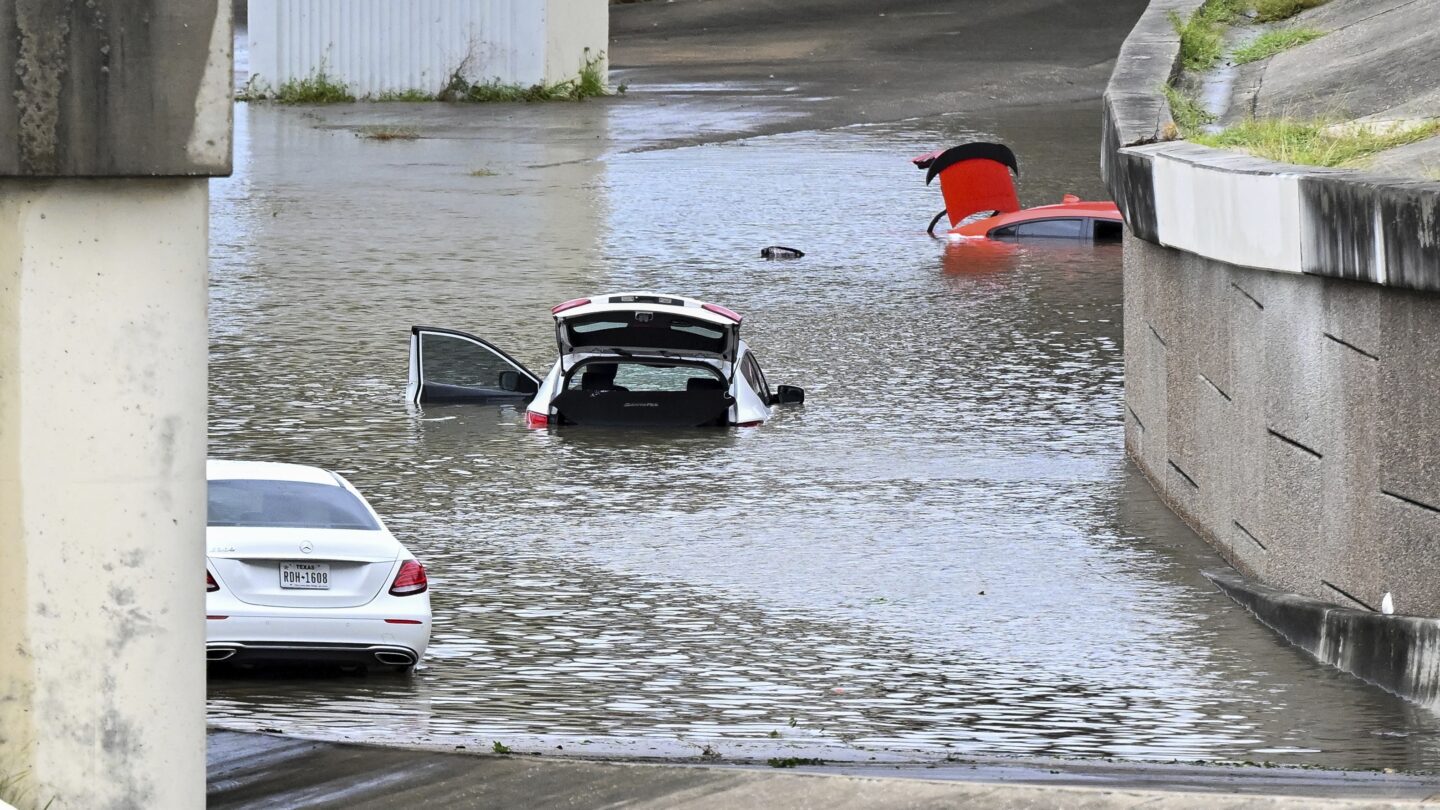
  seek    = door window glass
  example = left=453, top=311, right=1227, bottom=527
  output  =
left=1093, top=219, right=1124, bottom=241
left=1014, top=218, right=1086, bottom=238
left=742, top=355, right=771, bottom=400
left=992, top=218, right=1087, bottom=239
left=421, top=332, right=533, bottom=392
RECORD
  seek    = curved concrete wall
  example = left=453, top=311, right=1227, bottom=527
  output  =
left=1104, top=1, right=1440, bottom=623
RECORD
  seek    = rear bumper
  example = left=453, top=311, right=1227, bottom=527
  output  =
left=206, top=641, right=419, bottom=667
left=206, top=612, right=430, bottom=666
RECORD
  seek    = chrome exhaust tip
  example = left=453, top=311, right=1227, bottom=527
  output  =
left=207, top=648, right=237, bottom=662
left=374, top=651, right=416, bottom=667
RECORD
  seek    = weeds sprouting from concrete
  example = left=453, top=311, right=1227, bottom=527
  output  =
left=237, top=51, right=621, bottom=105
left=1162, top=85, right=1215, bottom=136
left=491, top=741, right=512, bottom=754
left=357, top=125, right=421, bottom=141
left=767, top=757, right=825, bottom=768
left=1168, top=0, right=1247, bottom=71
left=440, top=50, right=617, bottom=103
left=235, top=75, right=269, bottom=103
left=272, top=64, right=356, bottom=104
left=1193, top=118, right=1440, bottom=167
left=1252, top=0, right=1328, bottom=22
left=469, top=168, right=499, bottom=177
left=376, top=89, right=436, bottom=102
left=1232, top=27, right=1325, bottom=63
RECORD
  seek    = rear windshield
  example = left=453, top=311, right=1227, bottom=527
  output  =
left=566, top=361, right=726, bottom=393
left=564, top=311, right=729, bottom=355
left=207, top=479, right=380, bottom=530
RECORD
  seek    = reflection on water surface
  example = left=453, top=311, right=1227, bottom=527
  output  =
left=207, top=101, right=1440, bottom=770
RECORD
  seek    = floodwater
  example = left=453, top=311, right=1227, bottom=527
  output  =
left=206, top=94, right=1440, bottom=771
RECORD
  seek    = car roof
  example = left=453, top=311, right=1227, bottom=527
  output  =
left=554, top=291, right=740, bottom=327
left=206, top=458, right=341, bottom=486
left=955, top=200, right=1123, bottom=236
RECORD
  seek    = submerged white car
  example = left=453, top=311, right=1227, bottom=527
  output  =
left=407, top=292, right=805, bottom=427
left=205, top=460, right=431, bottom=672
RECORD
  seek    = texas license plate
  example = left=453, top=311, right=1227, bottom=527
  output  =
left=280, top=561, right=330, bottom=589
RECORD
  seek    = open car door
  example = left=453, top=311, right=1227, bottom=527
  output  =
left=407, top=326, right=540, bottom=404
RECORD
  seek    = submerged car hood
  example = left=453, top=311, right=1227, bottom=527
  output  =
left=205, top=526, right=401, bottom=563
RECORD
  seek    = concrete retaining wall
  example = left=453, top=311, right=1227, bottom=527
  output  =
left=1105, top=0, right=1440, bottom=691
left=248, top=0, right=608, bottom=96
left=1208, top=571, right=1440, bottom=706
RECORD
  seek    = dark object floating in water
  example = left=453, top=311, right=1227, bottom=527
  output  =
left=761, top=246, right=805, bottom=260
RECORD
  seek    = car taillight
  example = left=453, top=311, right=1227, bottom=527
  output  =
left=207, top=571, right=219, bottom=592
left=551, top=297, right=590, bottom=315
left=525, top=411, right=549, bottom=428
left=702, top=302, right=743, bottom=323
left=390, top=560, right=428, bottom=596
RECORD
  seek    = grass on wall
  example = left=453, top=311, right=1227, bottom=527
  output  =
left=1253, top=0, right=1328, bottom=22
left=1168, top=0, right=1248, bottom=71
left=1162, top=84, right=1216, bottom=137
left=272, top=66, right=356, bottom=104
left=441, top=51, right=618, bottom=103
left=1192, top=118, right=1440, bottom=167
left=238, top=51, right=620, bottom=103
left=1232, top=27, right=1325, bottom=64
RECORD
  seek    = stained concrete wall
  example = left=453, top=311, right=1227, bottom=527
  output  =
left=0, top=180, right=210, bottom=810
left=0, top=2, right=227, bottom=807
left=1105, top=0, right=1440, bottom=628
left=0, top=0, right=231, bottom=176
left=1124, top=233, right=1440, bottom=616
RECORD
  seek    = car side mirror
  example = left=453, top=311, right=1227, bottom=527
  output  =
left=774, top=385, right=805, bottom=405
left=498, top=371, right=523, bottom=392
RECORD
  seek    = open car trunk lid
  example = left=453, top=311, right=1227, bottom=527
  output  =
left=207, top=527, right=400, bottom=608
left=556, top=299, right=738, bottom=362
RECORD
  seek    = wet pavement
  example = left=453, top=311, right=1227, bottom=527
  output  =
left=207, top=729, right=1440, bottom=809
left=209, top=1, right=1440, bottom=777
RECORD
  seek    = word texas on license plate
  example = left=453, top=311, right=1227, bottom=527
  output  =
left=280, top=561, right=331, bottom=589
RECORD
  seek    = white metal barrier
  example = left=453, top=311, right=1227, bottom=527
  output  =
left=247, top=0, right=607, bottom=97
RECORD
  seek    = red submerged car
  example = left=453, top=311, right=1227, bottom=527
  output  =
left=913, top=142, right=1123, bottom=241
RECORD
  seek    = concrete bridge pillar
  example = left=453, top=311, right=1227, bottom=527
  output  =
left=0, top=3, right=231, bottom=808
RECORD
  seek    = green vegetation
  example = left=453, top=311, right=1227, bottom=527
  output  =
left=441, top=50, right=616, bottom=103
left=375, top=88, right=435, bottom=102
left=1193, top=118, right=1440, bottom=167
left=1253, top=0, right=1327, bottom=22
left=356, top=125, right=420, bottom=141
left=1163, top=84, right=1215, bottom=136
left=767, top=757, right=825, bottom=768
left=468, top=168, right=499, bottom=177
left=273, top=65, right=355, bottom=104
left=237, top=51, right=622, bottom=104
left=1168, top=0, right=1247, bottom=71
left=1233, top=27, right=1324, bottom=63
left=491, top=741, right=512, bottom=754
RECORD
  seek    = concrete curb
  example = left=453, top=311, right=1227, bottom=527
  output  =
left=1206, top=570, right=1440, bottom=707
left=208, top=730, right=1440, bottom=809
left=1101, top=0, right=1440, bottom=292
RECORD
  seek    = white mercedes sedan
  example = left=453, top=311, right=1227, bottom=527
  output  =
left=205, top=459, right=431, bottom=673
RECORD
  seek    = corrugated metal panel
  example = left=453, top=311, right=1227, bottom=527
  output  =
left=248, top=0, right=548, bottom=97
